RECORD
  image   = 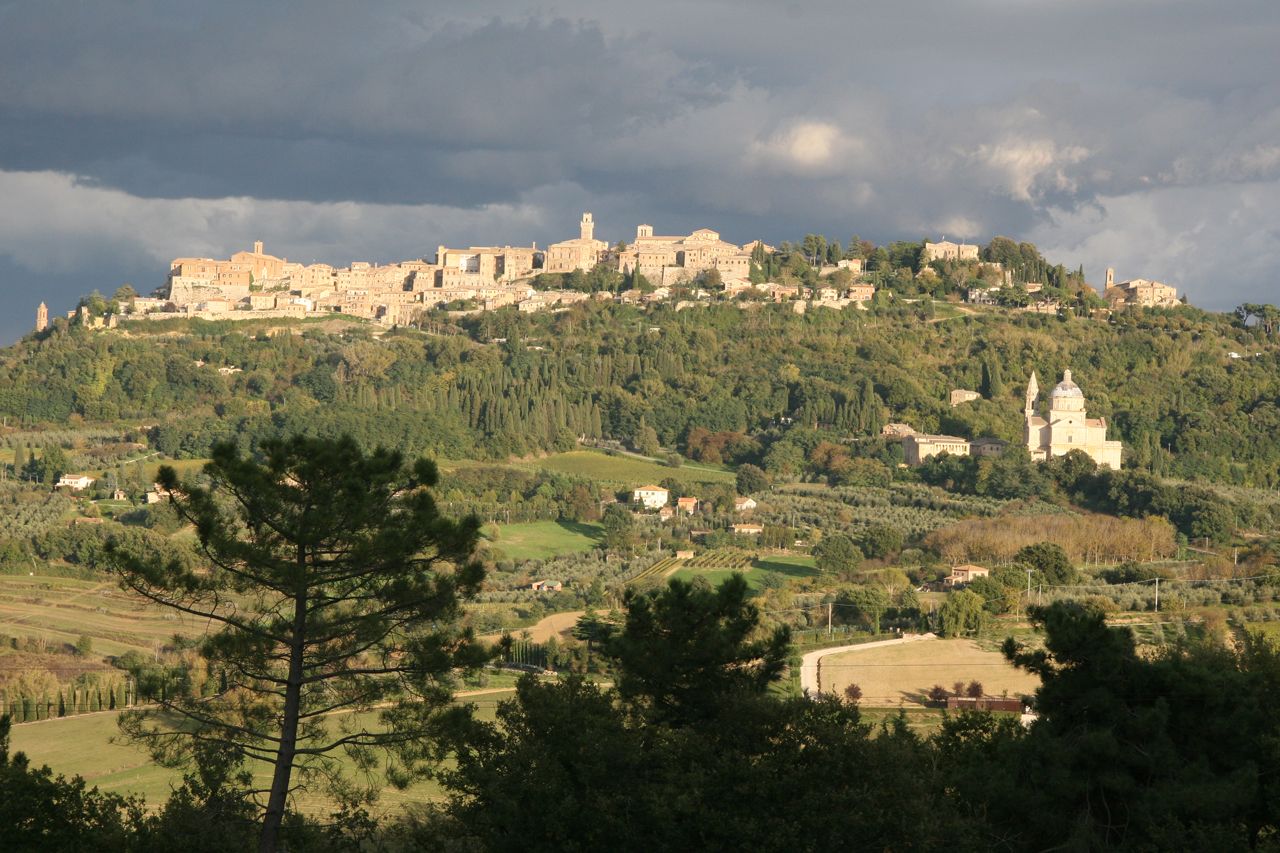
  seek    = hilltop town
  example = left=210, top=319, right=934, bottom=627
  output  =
left=32, top=215, right=1181, bottom=332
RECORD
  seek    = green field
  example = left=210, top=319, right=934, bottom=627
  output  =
left=0, top=574, right=191, bottom=658
left=670, top=553, right=819, bottom=591
left=8, top=693, right=512, bottom=813
left=134, top=457, right=208, bottom=484
left=532, top=450, right=734, bottom=487
left=481, top=520, right=602, bottom=561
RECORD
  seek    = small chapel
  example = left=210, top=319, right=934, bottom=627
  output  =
left=1024, top=370, right=1123, bottom=469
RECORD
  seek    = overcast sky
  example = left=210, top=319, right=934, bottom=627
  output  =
left=2, top=0, right=1278, bottom=343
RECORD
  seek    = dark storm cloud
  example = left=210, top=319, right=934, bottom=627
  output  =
left=1, top=0, right=1278, bottom=343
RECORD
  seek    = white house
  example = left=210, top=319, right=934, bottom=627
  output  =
left=734, top=496, right=757, bottom=512
left=632, top=485, right=670, bottom=510
left=56, top=474, right=96, bottom=491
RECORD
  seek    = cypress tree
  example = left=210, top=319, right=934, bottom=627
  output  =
left=980, top=359, right=1004, bottom=399
left=58, top=690, right=66, bottom=717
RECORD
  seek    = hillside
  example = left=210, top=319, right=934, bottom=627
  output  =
left=2, top=300, right=1278, bottom=487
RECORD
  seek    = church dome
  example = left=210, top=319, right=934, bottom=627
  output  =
left=1050, top=369, right=1083, bottom=399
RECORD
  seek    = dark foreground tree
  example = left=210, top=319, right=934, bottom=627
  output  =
left=107, top=435, right=487, bottom=853
left=605, top=574, right=790, bottom=725
left=937, top=601, right=1280, bottom=850
left=431, top=576, right=971, bottom=852
left=0, top=714, right=141, bottom=852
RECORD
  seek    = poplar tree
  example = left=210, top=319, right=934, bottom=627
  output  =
left=108, top=435, right=488, bottom=853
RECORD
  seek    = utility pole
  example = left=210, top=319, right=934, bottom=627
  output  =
left=1154, top=577, right=1160, bottom=613
left=827, top=601, right=833, bottom=637
left=1025, top=568, right=1033, bottom=616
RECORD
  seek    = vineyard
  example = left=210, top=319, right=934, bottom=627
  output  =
left=680, top=552, right=754, bottom=570
left=627, top=556, right=681, bottom=585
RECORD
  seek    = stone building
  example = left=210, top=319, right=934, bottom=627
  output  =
left=35, top=301, right=48, bottom=331
left=903, top=433, right=972, bottom=465
left=1105, top=277, right=1179, bottom=309
left=1024, top=370, right=1122, bottom=468
left=435, top=244, right=539, bottom=283
left=545, top=213, right=609, bottom=274
left=616, top=224, right=752, bottom=284
left=922, top=240, right=980, bottom=264
left=847, top=282, right=876, bottom=302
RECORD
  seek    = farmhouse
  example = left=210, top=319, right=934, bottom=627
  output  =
left=733, top=523, right=764, bottom=536
left=145, top=483, right=174, bottom=504
left=530, top=580, right=564, bottom=592
left=676, top=496, right=699, bottom=515
left=945, top=564, right=990, bottom=586
left=55, top=474, right=95, bottom=491
left=734, top=496, right=757, bottom=512
left=847, top=282, right=875, bottom=302
left=632, top=485, right=670, bottom=510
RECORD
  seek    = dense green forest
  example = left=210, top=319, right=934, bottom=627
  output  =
left=1, top=296, right=1277, bottom=487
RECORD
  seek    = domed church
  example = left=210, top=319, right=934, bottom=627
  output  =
left=1024, top=370, right=1123, bottom=469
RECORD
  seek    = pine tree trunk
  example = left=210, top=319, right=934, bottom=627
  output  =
left=259, top=571, right=308, bottom=853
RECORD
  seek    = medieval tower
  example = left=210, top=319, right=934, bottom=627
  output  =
left=35, top=301, right=48, bottom=332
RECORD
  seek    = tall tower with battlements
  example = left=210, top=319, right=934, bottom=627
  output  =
left=579, top=213, right=594, bottom=242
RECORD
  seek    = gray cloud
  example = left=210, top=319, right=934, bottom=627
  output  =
left=1, top=0, right=1278, bottom=343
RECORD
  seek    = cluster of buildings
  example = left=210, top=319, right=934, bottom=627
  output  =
left=896, top=369, right=1123, bottom=470
left=963, top=265, right=1180, bottom=313
left=630, top=485, right=758, bottom=523
left=33, top=221, right=1185, bottom=333
left=38, top=213, right=889, bottom=330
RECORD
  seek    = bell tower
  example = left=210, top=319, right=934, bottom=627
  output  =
left=35, top=301, right=48, bottom=332
left=579, top=212, right=594, bottom=242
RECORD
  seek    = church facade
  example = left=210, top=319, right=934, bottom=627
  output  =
left=1024, top=370, right=1123, bottom=469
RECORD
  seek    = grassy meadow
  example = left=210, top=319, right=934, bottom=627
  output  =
left=8, top=693, right=513, bottom=814
left=670, top=553, right=819, bottom=591
left=531, top=450, right=734, bottom=488
left=480, top=520, right=602, bottom=561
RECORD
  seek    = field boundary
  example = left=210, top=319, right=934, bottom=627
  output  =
left=799, top=633, right=936, bottom=697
